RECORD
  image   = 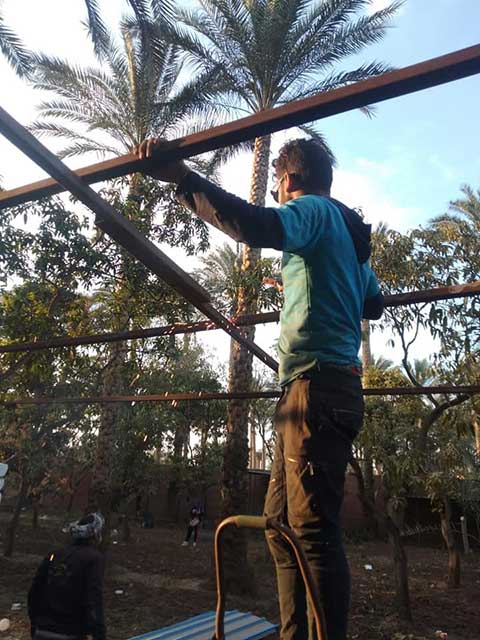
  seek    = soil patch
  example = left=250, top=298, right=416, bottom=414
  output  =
left=0, top=514, right=478, bottom=640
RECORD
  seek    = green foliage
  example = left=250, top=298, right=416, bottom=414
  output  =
left=360, top=366, right=426, bottom=503
left=169, top=0, right=402, bottom=158
left=195, top=243, right=282, bottom=315
left=423, top=405, right=480, bottom=510
left=31, top=2, right=226, bottom=171
left=109, top=340, right=227, bottom=509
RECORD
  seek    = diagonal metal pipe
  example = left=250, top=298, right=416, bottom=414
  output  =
left=0, top=105, right=278, bottom=372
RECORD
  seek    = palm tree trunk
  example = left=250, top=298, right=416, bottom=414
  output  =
left=386, top=498, right=412, bottom=621
left=89, top=338, right=125, bottom=530
left=89, top=177, right=139, bottom=538
left=440, top=496, right=461, bottom=588
left=473, top=412, right=480, bottom=456
left=360, top=319, right=378, bottom=535
left=4, top=472, right=28, bottom=557
left=222, top=134, right=271, bottom=593
left=361, top=319, right=372, bottom=368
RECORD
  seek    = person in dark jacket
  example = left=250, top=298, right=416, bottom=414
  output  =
left=28, top=512, right=106, bottom=640
left=136, top=136, right=384, bottom=640
left=182, top=505, right=203, bottom=547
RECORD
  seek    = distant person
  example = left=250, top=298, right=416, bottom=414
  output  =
left=182, top=506, right=203, bottom=547
left=142, top=510, right=155, bottom=529
left=28, top=512, right=106, bottom=640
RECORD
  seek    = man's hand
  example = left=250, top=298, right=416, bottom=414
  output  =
left=263, top=277, right=283, bottom=293
left=135, top=137, right=190, bottom=184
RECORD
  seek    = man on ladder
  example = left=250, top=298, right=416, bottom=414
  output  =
left=138, top=137, right=384, bottom=640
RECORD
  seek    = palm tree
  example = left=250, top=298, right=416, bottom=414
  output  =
left=169, top=0, right=401, bottom=587
left=431, top=184, right=480, bottom=230
left=431, top=185, right=480, bottom=456
left=29, top=4, right=224, bottom=524
left=30, top=20, right=216, bottom=162
left=0, top=7, right=31, bottom=77
left=195, top=243, right=242, bottom=316
left=83, top=0, right=174, bottom=59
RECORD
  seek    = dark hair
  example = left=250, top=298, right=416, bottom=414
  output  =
left=273, top=138, right=333, bottom=192
left=77, top=514, right=95, bottom=526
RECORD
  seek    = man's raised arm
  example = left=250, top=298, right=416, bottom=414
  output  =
left=136, top=138, right=283, bottom=249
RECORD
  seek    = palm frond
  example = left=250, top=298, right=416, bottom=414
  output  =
left=83, top=0, right=110, bottom=59
left=0, top=15, right=31, bottom=77
left=279, top=61, right=392, bottom=103
left=28, top=121, right=122, bottom=158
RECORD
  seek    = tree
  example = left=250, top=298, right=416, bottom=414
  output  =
left=82, top=0, right=174, bottom=59
left=0, top=194, right=107, bottom=555
left=31, top=12, right=212, bottom=161
left=353, top=364, right=426, bottom=621
left=249, top=370, right=277, bottom=469
left=0, top=181, right=211, bottom=549
left=366, top=186, right=480, bottom=607
left=430, top=184, right=480, bottom=453
left=170, top=0, right=401, bottom=588
left=29, top=2, right=220, bottom=525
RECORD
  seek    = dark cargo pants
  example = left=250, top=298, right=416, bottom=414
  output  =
left=264, top=365, right=363, bottom=640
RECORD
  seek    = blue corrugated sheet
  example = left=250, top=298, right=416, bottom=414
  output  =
left=128, top=610, right=277, bottom=640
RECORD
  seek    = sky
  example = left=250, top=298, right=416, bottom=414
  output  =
left=0, top=0, right=479, bottom=372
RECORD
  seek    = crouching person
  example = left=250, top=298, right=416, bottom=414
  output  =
left=28, top=513, right=106, bottom=640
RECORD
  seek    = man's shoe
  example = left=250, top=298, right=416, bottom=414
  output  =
left=181, top=541, right=188, bottom=546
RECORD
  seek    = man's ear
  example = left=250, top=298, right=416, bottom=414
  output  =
left=285, top=173, right=302, bottom=193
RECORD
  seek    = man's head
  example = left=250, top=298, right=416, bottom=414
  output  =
left=271, top=138, right=333, bottom=205
left=69, top=512, right=104, bottom=544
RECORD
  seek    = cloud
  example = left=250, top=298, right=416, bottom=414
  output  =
left=354, top=157, right=397, bottom=179
left=333, top=167, right=421, bottom=231
left=428, top=154, right=461, bottom=183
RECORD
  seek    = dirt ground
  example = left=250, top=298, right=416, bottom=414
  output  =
left=0, top=513, right=479, bottom=640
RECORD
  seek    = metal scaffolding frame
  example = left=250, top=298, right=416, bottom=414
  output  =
left=1, top=385, right=480, bottom=408
left=1, top=44, right=479, bottom=403
left=1, top=281, right=479, bottom=354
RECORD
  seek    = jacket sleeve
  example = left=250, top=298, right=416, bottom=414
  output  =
left=363, top=291, right=384, bottom=320
left=362, top=267, right=384, bottom=320
left=176, top=172, right=284, bottom=249
left=83, top=554, right=106, bottom=640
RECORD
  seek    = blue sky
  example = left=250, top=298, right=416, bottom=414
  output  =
left=320, top=0, right=480, bottom=227
left=222, top=0, right=480, bottom=230
left=1, top=0, right=479, bottom=229
left=0, top=0, right=479, bottom=367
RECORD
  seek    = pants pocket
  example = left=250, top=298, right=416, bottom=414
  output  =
left=286, top=453, right=348, bottom=534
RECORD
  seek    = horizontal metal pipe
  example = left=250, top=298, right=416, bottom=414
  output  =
left=1, top=385, right=478, bottom=406
left=1, top=281, right=479, bottom=354
left=0, top=105, right=278, bottom=372
left=0, top=44, right=479, bottom=209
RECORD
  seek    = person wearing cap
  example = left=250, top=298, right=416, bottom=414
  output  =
left=136, top=137, right=384, bottom=640
left=28, top=513, right=106, bottom=640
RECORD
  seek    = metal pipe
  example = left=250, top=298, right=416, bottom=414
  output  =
left=1, top=385, right=479, bottom=407
left=1, top=44, right=479, bottom=209
left=0, top=105, right=278, bottom=373
left=1, top=281, right=479, bottom=354
left=213, top=515, right=328, bottom=640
